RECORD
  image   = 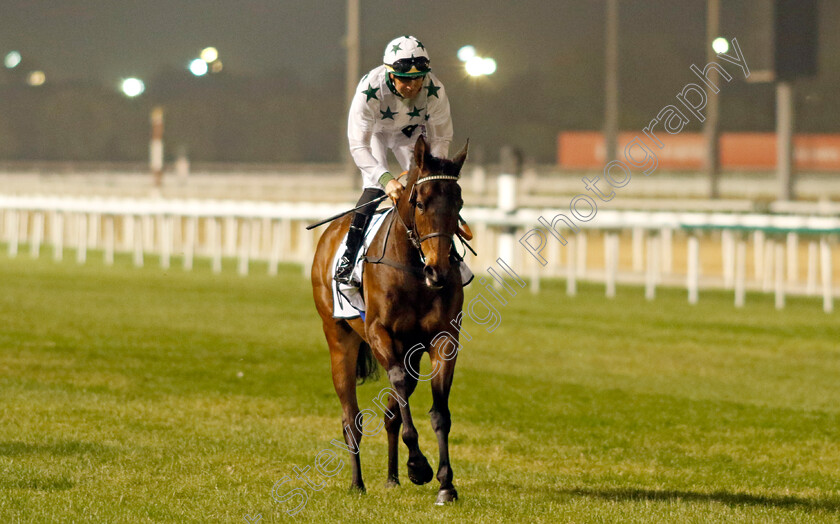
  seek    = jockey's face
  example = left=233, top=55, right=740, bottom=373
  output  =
left=390, top=74, right=425, bottom=99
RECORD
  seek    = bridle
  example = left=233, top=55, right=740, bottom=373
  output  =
left=396, top=173, right=461, bottom=262
left=363, top=171, right=467, bottom=279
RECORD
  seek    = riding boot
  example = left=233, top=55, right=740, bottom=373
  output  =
left=334, top=212, right=369, bottom=285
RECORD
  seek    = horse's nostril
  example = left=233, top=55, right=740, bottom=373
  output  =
left=424, top=265, right=443, bottom=287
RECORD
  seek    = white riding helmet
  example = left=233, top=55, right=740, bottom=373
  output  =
left=383, top=35, right=431, bottom=78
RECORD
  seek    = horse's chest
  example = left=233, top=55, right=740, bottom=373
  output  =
left=413, top=296, right=459, bottom=333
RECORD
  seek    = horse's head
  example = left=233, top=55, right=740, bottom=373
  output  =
left=399, top=136, right=468, bottom=290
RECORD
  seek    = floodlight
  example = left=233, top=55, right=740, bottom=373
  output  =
left=189, top=58, right=208, bottom=76
left=121, top=78, right=145, bottom=97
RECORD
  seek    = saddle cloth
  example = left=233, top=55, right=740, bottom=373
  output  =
left=331, top=208, right=393, bottom=319
left=331, top=208, right=474, bottom=319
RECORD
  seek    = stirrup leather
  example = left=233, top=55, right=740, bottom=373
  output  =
left=334, top=223, right=366, bottom=284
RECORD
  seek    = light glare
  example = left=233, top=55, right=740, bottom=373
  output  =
left=189, top=58, right=208, bottom=76
left=465, top=56, right=485, bottom=77
left=121, top=78, right=145, bottom=97
left=457, top=45, right=476, bottom=62
left=5, top=51, right=21, bottom=69
left=482, top=57, right=497, bottom=75
left=27, top=71, right=45, bottom=86
left=712, top=37, right=729, bottom=54
left=200, top=47, right=218, bottom=63
left=465, top=55, right=497, bottom=76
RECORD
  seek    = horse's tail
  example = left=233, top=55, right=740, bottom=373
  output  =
left=356, top=341, right=379, bottom=384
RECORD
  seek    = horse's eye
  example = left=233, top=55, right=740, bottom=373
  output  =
left=416, top=202, right=425, bottom=212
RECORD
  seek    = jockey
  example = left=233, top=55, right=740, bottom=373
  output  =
left=335, top=35, right=454, bottom=285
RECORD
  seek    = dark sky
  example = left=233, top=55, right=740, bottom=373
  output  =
left=2, top=1, right=835, bottom=162
left=0, top=0, right=709, bottom=86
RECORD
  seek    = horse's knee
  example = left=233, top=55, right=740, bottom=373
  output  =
left=387, top=366, right=407, bottom=390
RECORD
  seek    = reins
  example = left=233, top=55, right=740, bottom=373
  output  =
left=362, top=209, right=425, bottom=277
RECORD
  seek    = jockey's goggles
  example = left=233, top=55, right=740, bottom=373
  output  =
left=387, top=57, right=431, bottom=77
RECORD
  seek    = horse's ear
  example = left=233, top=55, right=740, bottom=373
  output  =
left=413, top=135, right=428, bottom=172
left=452, top=139, right=469, bottom=173
left=403, top=161, right=420, bottom=192
left=401, top=153, right=421, bottom=211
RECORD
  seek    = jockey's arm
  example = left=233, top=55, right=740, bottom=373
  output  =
left=348, top=86, right=390, bottom=188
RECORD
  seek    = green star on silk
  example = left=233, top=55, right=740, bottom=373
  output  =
left=408, top=106, right=424, bottom=118
left=362, top=84, right=379, bottom=102
left=380, top=106, right=397, bottom=120
left=425, top=80, right=440, bottom=98
left=415, top=40, right=425, bottom=50
left=391, top=43, right=402, bottom=54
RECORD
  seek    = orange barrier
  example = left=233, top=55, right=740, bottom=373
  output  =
left=791, top=134, right=840, bottom=171
left=558, top=132, right=840, bottom=171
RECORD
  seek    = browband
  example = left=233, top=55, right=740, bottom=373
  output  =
left=415, top=175, right=460, bottom=185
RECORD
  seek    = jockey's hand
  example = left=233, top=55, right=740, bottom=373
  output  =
left=385, top=179, right=404, bottom=203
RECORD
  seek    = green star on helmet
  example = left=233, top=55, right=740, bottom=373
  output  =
left=382, top=36, right=431, bottom=76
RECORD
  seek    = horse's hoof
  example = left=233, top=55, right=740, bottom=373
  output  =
left=384, top=477, right=400, bottom=488
left=407, top=456, right=434, bottom=485
left=434, top=488, right=458, bottom=505
left=349, top=483, right=366, bottom=494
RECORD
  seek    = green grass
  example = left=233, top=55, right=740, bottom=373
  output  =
left=1, top=249, right=839, bottom=523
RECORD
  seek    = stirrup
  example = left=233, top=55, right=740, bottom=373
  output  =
left=334, top=256, right=357, bottom=285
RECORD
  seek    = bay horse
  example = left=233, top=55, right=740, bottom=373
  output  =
left=311, top=136, right=468, bottom=505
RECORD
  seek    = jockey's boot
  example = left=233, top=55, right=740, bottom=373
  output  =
left=334, top=212, right=368, bottom=285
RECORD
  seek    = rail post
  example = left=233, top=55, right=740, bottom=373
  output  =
left=497, top=145, right=522, bottom=286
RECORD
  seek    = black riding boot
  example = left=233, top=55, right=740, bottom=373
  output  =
left=334, top=212, right=369, bottom=285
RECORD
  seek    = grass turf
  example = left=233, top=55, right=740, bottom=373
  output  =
left=0, top=250, right=839, bottom=523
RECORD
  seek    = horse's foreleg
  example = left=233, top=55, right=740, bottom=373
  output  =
left=386, top=365, right=434, bottom=486
left=369, top=322, right=434, bottom=486
left=429, top=351, right=458, bottom=504
left=383, top=348, right=421, bottom=487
